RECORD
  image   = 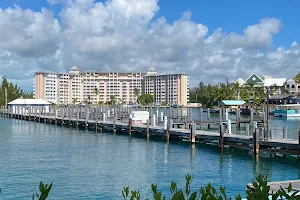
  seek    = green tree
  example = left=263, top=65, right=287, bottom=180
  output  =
left=0, top=75, right=33, bottom=106
left=109, top=95, right=116, bottom=105
left=87, top=95, right=91, bottom=105
left=133, top=88, right=139, bottom=103
left=294, top=73, right=300, bottom=83
left=137, top=94, right=154, bottom=106
left=72, top=98, right=78, bottom=105
left=94, top=87, right=99, bottom=103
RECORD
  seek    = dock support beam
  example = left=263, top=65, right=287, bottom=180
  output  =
left=298, top=131, right=300, bottom=160
left=146, top=119, right=150, bottom=136
left=219, top=124, right=224, bottom=153
left=283, top=126, right=288, bottom=139
left=253, top=126, right=259, bottom=155
left=207, top=108, right=211, bottom=129
left=128, top=118, right=132, bottom=135
left=190, top=121, right=196, bottom=143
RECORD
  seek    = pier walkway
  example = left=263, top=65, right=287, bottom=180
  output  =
left=0, top=105, right=300, bottom=157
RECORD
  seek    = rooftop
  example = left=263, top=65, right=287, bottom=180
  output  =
left=8, top=99, right=51, bottom=105
left=219, top=100, right=246, bottom=106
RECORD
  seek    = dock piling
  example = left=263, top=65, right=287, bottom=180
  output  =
left=146, top=119, right=150, bottom=136
left=219, top=124, right=224, bottom=152
left=190, top=121, right=196, bottom=143
left=200, top=108, right=203, bottom=130
left=207, top=108, right=211, bottom=129
left=128, top=118, right=132, bottom=135
left=283, top=126, right=288, bottom=139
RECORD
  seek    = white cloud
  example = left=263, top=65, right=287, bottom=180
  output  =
left=0, top=0, right=298, bottom=91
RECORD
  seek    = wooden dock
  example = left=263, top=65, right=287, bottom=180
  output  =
left=0, top=105, right=300, bottom=157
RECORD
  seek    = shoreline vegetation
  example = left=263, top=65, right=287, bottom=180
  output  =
left=0, top=76, right=33, bottom=106
left=1, top=175, right=300, bottom=199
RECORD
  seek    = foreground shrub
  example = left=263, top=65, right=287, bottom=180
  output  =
left=122, top=174, right=300, bottom=200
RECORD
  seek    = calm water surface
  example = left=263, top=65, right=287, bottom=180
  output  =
left=0, top=117, right=299, bottom=199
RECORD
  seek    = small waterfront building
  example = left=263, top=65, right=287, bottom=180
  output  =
left=219, top=100, right=246, bottom=108
left=268, top=94, right=300, bottom=104
left=7, top=99, right=51, bottom=114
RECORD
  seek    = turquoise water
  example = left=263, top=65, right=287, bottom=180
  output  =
left=0, top=117, right=300, bottom=199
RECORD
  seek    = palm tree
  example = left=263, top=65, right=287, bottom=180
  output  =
left=87, top=95, right=91, bottom=105
left=294, top=73, right=300, bottom=83
left=94, top=87, right=99, bottom=104
left=72, top=98, right=78, bottom=105
left=110, top=95, right=116, bottom=105
left=133, top=88, right=139, bottom=104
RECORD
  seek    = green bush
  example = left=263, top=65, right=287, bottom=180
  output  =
left=122, top=174, right=300, bottom=200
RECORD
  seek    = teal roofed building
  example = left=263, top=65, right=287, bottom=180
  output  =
left=219, top=100, right=246, bottom=107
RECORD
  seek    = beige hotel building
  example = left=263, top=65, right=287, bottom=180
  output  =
left=33, top=66, right=189, bottom=106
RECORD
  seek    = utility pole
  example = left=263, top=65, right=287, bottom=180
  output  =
left=4, top=87, right=7, bottom=108
left=266, top=86, right=270, bottom=136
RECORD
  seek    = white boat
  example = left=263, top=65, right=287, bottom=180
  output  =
left=274, top=104, right=300, bottom=117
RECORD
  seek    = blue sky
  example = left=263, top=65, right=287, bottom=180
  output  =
left=0, top=0, right=299, bottom=91
left=1, top=0, right=299, bottom=48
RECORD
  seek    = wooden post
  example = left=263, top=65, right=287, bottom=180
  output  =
left=128, top=118, right=132, bottom=135
left=283, top=126, right=287, bottom=139
left=253, top=128, right=260, bottom=155
left=219, top=108, right=222, bottom=125
left=245, top=124, right=250, bottom=136
left=170, top=118, right=173, bottom=130
left=190, top=121, right=196, bottom=143
left=184, top=115, right=187, bottom=129
left=219, top=124, right=224, bottom=152
left=61, top=106, right=64, bottom=125
left=95, top=108, right=99, bottom=131
left=68, top=106, right=72, bottom=125
left=167, top=118, right=171, bottom=139
left=298, top=131, right=300, bottom=160
left=180, top=106, right=183, bottom=121
left=258, top=128, right=264, bottom=141
left=236, top=107, right=240, bottom=129
left=149, top=106, right=152, bottom=124
left=28, top=106, right=32, bottom=120
left=85, top=107, right=89, bottom=128
left=39, top=106, right=41, bottom=122
left=250, top=108, right=253, bottom=127
left=176, top=106, right=179, bottom=122
left=113, top=117, right=116, bottom=133
left=146, top=119, right=150, bottom=136
left=200, top=108, right=203, bottom=130
left=76, top=106, right=79, bottom=127
left=207, top=108, right=211, bottom=129
left=34, top=106, right=37, bottom=121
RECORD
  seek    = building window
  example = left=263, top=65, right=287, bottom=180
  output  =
left=292, top=85, right=295, bottom=88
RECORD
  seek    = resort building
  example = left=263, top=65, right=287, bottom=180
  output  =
left=142, top=67, right=189, bottom=106
left=81, top=71, right=145, bottom=104
left=286, top=79, right=300, bottom=94
left=236, top=73, right=287, bottom=95
left=33, top=67, right=146, bottom=105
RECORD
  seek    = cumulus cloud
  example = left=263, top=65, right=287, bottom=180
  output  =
left=0, top=0, right=298, bottom=91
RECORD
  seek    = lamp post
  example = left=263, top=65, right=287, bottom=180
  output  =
left=196, top=93, right=198, bottom=103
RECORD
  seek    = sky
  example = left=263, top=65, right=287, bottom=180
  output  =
left=0, top=0, right=300, bottom=91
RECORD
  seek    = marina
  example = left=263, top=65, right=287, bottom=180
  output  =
left=1, top=105, right=300, bottom=158
left=0, top=116, right=299, bottom=199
